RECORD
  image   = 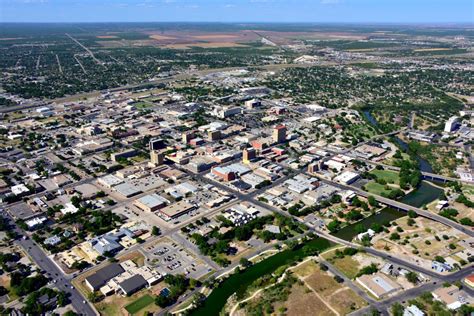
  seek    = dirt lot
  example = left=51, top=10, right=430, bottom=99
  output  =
left=328, top=288, right=367, bottom=314
left=372, top=217, right=469, bottom=269
left=284, top=283, right=335, bottom=316
left=305, top=268, right=341, bottom=297
left=293, top=260, right=367, bottom=314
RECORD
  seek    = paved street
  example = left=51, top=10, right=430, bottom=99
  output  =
left=3, top=212, right=97, bottom=316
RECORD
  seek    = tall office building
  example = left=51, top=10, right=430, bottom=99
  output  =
left=150, top=150, right=164, bottom=166
left=182, top=131, right=195, bottom=144
left=208, top=130, right=221, bottom=141
left=149, top=138, right=165, bottom=151
left=243, top=148, right=257, bottom=163
left=272, top=125, right=287, bottom=143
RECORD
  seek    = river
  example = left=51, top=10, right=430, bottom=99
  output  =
left=190, top=237, right=333, bottom=316
left=332, top=180, right=444, bottom=242
left=332, top=207, right=404, bottom=241
left=400, top=180, right=444, bottom=208
left=361, top=110, right=433, bottom=173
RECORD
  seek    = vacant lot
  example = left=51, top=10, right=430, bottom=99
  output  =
left=292, top=260, right=319, bottom=278
left=328, top=288, right=367, bottom=314
left=372, top=216, right=468, bottom=268
left=305, top=268, right=341, bottom=297
left=284, top=283, right=335, bottom=316
left=293, top=259, right=367, bottom=314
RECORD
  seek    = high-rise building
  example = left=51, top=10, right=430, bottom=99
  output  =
left=243, top=148, right=257, bottom=163
left=444, top=116, right=460, bottom=133
left=273, top=125, right=287, bottom=143
left=150, top=150, right=164, bottom=166
left=182, top=131, right=195, bottom=144
left=208, top=130, right=221, bottom=141
left=149, top=138, right=165, bottom=150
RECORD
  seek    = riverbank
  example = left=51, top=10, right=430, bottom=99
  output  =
left=190, top=237, right=333, bottom=316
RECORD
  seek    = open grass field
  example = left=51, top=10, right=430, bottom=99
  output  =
left=125, top=294, right=155, bottom=314
left=370, top=169, right=400, bottom=184
left=462, top=184, right=474, bottom=197
left=292, top=260, right=319, bottom=278
left=330, top=256, right=360, bottom=279
left=364, top=181, right=394, bottom=196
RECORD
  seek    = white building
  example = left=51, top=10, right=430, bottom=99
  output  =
left=444, top=116, right=460, bottom=132
left=403, top=305, right=425, bottom=316
left=36, top=106, right=54, bottom=117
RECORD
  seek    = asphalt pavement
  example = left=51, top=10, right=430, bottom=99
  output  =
left=3, top=212, right=97, bottom=316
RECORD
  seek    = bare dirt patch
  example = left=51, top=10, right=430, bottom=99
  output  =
left=304, top=267, right=341, bottom=297
left=284, top=283, right=335, bottom=316
left=192, top=34, right=239, bottom=40
left=150, top=35, right=177, bottom=40
left=328, top=288, right=368, bottom=314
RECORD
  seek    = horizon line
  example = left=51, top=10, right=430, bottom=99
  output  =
left=1, top=21, right=473, bottom=25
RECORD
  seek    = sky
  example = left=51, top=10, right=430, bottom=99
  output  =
left=0, top=0, right=473, bottom=23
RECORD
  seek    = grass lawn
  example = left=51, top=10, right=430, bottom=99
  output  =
left=370, top=169, right=400, bottom=184
left=131, top=101, right=152, bottom=109
left=125, top=294, right=155, bottom=314
left=462, top=184, right=474, bottom=197
left=364, top=181, right=393, bottom=196
left=331, top=256, right=360, bottom=279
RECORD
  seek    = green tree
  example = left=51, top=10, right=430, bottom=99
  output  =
left=391, top=302, right=404, bottom=316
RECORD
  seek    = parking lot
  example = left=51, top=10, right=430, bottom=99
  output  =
left=142, top=238, right=212, bottom=280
